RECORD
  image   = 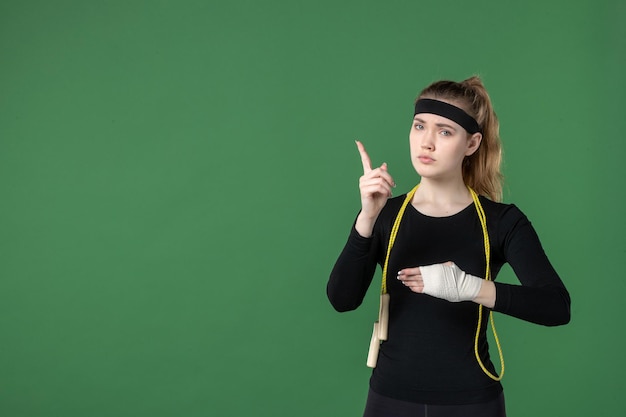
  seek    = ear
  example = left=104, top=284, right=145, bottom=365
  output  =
left=465, top=133, right=482, bottom=156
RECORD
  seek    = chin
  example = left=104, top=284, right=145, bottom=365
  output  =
left=412, top=164, right=431, bottom=178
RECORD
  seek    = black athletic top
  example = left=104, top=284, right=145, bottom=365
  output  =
left=327, top=194, right=571, bottom=405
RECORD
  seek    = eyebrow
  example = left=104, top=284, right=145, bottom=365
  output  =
left=413, top=116, right=458, bottom=131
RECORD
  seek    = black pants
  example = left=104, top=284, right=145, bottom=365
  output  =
left=363, top=388, right=507, bottom=417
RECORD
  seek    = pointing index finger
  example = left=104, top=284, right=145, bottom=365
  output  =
left=355, top=140, right=372, bottom=173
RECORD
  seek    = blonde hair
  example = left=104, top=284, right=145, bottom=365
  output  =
left=417, top=76, right=503, bottom=202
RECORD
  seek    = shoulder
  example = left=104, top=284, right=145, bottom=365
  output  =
left=381, top=193, right=412, bottom=218
left=479, top=196, right=536, bottom=244
left=479, top=196, right=528, bottom=224
left=382, top=194, right=409, bottom=213
left=373, top=193, right=410, bottom=230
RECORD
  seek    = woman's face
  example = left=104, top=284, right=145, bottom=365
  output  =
left=409, top=102, right=482, bottom=181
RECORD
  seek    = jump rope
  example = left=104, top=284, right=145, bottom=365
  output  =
left=367, top=184, right=505, bottom=381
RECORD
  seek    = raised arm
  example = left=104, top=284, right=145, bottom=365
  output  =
left=327, top=141, right=395, bottom=312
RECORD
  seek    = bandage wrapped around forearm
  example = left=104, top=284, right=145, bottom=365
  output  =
left=419, top=262, right=483, bottom=302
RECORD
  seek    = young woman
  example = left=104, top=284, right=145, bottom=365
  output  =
left=327, top=76, right=571, bottom=417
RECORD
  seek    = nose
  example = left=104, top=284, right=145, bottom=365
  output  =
left=421, top=129, right=435, bottom=151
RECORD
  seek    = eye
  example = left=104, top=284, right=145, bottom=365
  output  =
left=440, top=130, right=452, bottom=136
left=414, top=123, right=424, bottom=130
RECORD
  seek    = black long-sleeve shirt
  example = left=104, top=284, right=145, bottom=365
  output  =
left=327, top=194, right=570, bottom=405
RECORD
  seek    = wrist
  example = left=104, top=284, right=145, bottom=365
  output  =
left=472, top=280, right=496, bottom=309
left=355, top=212, right=377, bottom=238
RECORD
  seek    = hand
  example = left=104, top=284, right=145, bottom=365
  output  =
left=397, top=262, right=483, bottom=303
left=355, top=140, right=395, bottom=221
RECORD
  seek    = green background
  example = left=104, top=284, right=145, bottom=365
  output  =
left=1, top=0, right=624, bottom=416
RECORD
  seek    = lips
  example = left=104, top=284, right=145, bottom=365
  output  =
left=418, top=155, right=435, bottom=164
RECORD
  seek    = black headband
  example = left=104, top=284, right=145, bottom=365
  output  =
left=414, top=98, right=481, bottom=134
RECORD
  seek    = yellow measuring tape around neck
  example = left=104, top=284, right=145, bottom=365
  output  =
left=380, top=184, right=505, bottom=381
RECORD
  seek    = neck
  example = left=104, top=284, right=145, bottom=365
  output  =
left=411, top=177, right=473, bottom=217
left=415, top=177, right=471, bottom=203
